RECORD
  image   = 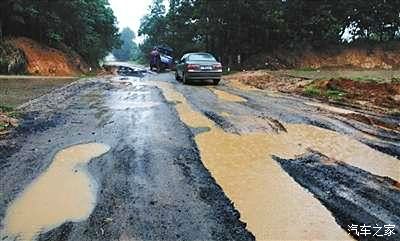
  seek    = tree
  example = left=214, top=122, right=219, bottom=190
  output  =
left=343, top=0, right=400, bottom=42
left=138, top=0, right=400, bottom=66
left=138, top=0, right=170, bottom=61
left=112, top=27, right=139, bottom=61
left=0, top=0, right=121, bottom=65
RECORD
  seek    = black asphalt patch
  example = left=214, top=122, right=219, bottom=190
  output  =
left=203, top=111, right=239, bottom=133
left=273, top=151, right=400, bottom=241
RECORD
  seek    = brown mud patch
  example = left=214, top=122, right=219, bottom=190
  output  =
left=158, top=82, right=399, bottom=240
left=394, top=181, right=400, bottom=189
left=209, top=88, right=247, bottom=102
left=224, top=70, right=310, bottom=92
left=311, top=78, right=400, bottom=109
left=225, top=71, right=400, bottom=114
left=1, top=143, right=110, bottom=241
left=10, top=37, right=88, bottom=76
left=242, top=44, right=400, bottom=70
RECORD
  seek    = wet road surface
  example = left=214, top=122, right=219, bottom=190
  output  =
left=0, top=70, right=399, bottom=240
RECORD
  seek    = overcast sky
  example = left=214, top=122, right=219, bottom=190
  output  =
left=109, top=0, right=168, bottom=40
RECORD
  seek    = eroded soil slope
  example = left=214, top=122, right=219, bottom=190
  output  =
left=244, top=44, right=400, bottom=70
left=9, top=37, right=88, bottom=76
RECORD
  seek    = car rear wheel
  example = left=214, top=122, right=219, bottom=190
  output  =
left=213, top=79, right=220, bottom=85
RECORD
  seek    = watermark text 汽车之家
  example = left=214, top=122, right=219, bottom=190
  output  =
left=348, top=224, right=396, bottom=237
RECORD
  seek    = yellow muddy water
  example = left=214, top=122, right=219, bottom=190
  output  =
left=2, top=143, right=110, bottom=241
left=209, top=88, right=247, bottom=102
left=159, top=82, right=398, bottom=240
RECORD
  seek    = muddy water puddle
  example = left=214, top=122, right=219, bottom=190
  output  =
left=1, top=143, right=110, bottom=241
left=158, top=82, right=398, bottom=240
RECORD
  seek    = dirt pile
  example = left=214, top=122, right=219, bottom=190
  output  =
left=225, top=71, right=400, bottom=112
left=224, top=71, right=311, bottom=92
left=312, top=78, right=400, bottom=109
left=243, top=44, right=400, bottom=70
left=9, top=37, right=89, bottom=76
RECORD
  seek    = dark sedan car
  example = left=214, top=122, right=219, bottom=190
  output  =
left=175, top=53, right=222, bottom=85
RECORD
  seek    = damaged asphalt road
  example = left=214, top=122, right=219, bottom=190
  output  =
left=0, top=71, right=399, bottom=240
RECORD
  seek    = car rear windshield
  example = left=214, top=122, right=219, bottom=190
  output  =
left=188, top=54, right=216, bottom=61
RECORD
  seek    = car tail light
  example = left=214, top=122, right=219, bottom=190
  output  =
left=213, top=63, right=222, bottom=72
left=187, top=64, right=200, bottom=72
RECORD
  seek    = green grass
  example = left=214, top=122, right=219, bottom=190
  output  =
left=303, top=85, right=346, bottom=101
left=0, top=105, right=19, bottom=132
left=277, top=69, right=400, bottom=83
left=8, top=111, right=20, bottom=119
left=391, top=77, right=400, bottom=83
left=326, top=89, right=346, bottom=101
left=0, top=123, right=8, bottom=129
left=303, top=85, right=322, bottom=96
left=0, top=105, right=14, bottom=113
left=295, top=67, right=318, bottom=72
left=79, top=72, right=98, bottom=78
left=0, top=121, right=10, bottom=132
left=353, top=76, right=382, bottom=83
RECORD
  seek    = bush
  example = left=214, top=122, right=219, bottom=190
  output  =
left=303, top=85, right=322, bottom=96
left=326, top=89, right=346, bottom=101
left=0, top=41, right=27, bottom=74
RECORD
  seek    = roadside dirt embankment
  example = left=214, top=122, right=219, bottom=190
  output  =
left=224, top=70, right=400, bottom=114
left=0, top=37, right=89, bottom=76
left=244, top=44, right=400, bottom=70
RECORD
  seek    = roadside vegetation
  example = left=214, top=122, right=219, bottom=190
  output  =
left=303, top=84, right=347, bottom=101
left=112, top=27, right=140, bottom=62
left=283, top=69, right=400, bottom=83
left=138, top=0, right=400, bottom=68
left=0, top=105, right=18, bottom=134
left=0, top=0, right=120, bottom=72
left=224, top=70, right=400, bottom=114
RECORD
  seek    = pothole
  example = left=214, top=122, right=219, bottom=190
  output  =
left=1, top=143, right=110, bottom=241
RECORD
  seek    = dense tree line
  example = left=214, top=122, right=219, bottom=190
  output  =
left=139, top=0, right=400, bottom=66
left=0, top=0, right=120, bottom=65
left=112, top=27, right=139, bottom=61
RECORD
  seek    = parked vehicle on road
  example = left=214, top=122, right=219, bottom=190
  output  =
left=175, top=52, right=222, bottom=85
left=158, top=46, right=174, bottom=70
left=150, top=45, right=174, bottom=72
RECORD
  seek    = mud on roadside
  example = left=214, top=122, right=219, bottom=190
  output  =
left=309, top=78, right=400, bottom=110
left=224, top=71, right=400, bottom=130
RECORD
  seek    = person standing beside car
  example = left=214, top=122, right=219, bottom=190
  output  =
left=150, top=47, right=161, bottom=72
